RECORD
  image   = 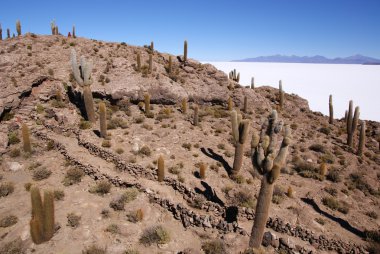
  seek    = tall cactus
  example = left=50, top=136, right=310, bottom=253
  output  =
left=251, top=77, right=255, bottom=89
left=99, top=102, right=107, bottom=138
left=329, top=95, right=334, bottom=124
left=231, top=110, right=241, bottom=143
left=30, top=187, right=55, bottom=244
left=7, top=28, right=10, bottom=39
left=72, top=25, right=76, bottom=38
left=70, top=49, right=96, bottom=122
left=0, top=23, right=2, bottom=40
left=157, top=155, right=164, bottom=182
left=228, top=97, right=233, bottom=111
left=193, top=105, right=199, bottom=126
left=357, top=121, right=366, bottom=156
left=50, top=20, right=56, bottom=35
left=150, top=41, right=154, bottom=52
left=249, top=110, right=291, bottom=248
left=199, top=163, right=206, bottom=179
left=231, top=120, right=250, bottom=176
left=346, top=100, right=360, bottom=147
left=22, top=123, right=32, bottom=153
left=183, top=40, right=188, bottom=62
left=16, top=20, right=21, bottom=36
left=229, top=69, right=240, bottom=82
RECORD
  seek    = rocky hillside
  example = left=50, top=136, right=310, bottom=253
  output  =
left=0, top=33, right=379, bottom=254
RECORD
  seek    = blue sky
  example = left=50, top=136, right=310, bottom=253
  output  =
left=1, top=0, right=379, bottom=61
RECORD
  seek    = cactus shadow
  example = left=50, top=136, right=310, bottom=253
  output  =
left=301, top=197, right=365, bottom=238
left=67, top=86, right=88, bottom=120
left=200, top=147, right=232, bottom=175
left=194, top=181, right=224, bottom=207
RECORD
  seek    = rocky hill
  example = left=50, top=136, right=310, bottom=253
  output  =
left=0, top=33, right=379, bottom=254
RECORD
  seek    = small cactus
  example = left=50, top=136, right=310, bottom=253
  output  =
left=329, top=95, right=333, bottom=124
left=251, top=77, right=255, bottom=89
left=227, top=97, right=233, bottom=111
left=249, top=110, right=291, bottom=248
left=168, top=56, right=172, bottom=74
left=183, top=40, right=188, bottom=62
left=144, top=93, right=151, bottom=115
left=181, top=98, right=187, bottom=114
left=229, top=69, right=240, bottom=82
left=99, top=102, right=107, bottom=138
left=136, top=52, right=141, bottom=72
left=357, top=120, right=366, bottom=156
left=30, top=187, right=55, bottom=244
left=199, top=163, right=206, bottom=179
left=319, top=163, right=328, bottom=179
left=231, top=120, right=250, bottom=176
left=193, top=105, right=199, bottom=126
left=148, top=54, right=153, bottom=73
left=243, top=96, right=248, bottom=113
left=136, top=208, right=144, bottom=221
left=287, top=186, right=293, bottom=198
left=22, top=123, right=32, bottom=153
left=56, top=88, right=63, bottom=102
left=157, top=155, right=165, bottom=182
left=279, top=80, right=284, bottom=109
left=16, top=20, right=21, bottom=36
left=346, top=101, right=360, bottom=147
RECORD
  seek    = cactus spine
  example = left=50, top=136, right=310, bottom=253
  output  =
left=16, top=20, right=21, bottom=36
left=157, top=155, right=164, bottom=182
left=181, top=98, right=187, bottom=114
left=30, top=187, right=55, bottom=244
left=357, top=121, right=366, bottom=156
left=144, top=93, right=151, bottom=115
left=251, top=77, right=255, bottom=89
left=183, top=40, right=188, bottom=62
left=70, top=49, right=96, bottom=122
left=99, top=102, right=107, bottom=138
left=193, top=105, right=199, bottom=126
left=149, top=53, right=153, bottom=73
left=329, top=95, right=333, bottom=124
left=231, top=120, right=250, bottom=176
left=243, top=96, right=248, bottom=113
left=199, top=163, right=206, bottom=179
left=249, top=110, right=291, bottom=248
left=346, top=100, right=360, bottom=147
left=136, top=52, right=141, bottom=72
left=22, top=123, right=32, bottom=153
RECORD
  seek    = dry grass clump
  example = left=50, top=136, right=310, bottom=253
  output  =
left=105, top=224, right=120, bottom=234
left=67, top=213, right=81, bottom=228
left=0, top=215, right=18, bottom=228
left=202, top=239, right=228, bottom=254
left=272, top=186, right=285, bottom=204
left=63, top=167, right=84, bottom=186
left=0, top=182, right=15, bottom=197
left=8, top=132, right=20, bottom=144
left=138, top=145, right=151, bottom=157
left=90, top=180, right=112, bottom=195
left=322, top=196, right=350, bottom=214
left=82, top=244, right=106, bottom=254
left=139, top=225, right=170, bottom=246
left=0, top=238, right=24, bottom=254
left=32, top=167, right=52, bottom=180
left=233, top=189, right=256, bottom=208
left=54, top=190, right=65, bottom=201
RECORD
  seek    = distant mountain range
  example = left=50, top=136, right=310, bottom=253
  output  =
left=232, top=54, right=380, bottom=65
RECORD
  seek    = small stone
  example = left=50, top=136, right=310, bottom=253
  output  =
left=7, top=161, right=23, bottom=172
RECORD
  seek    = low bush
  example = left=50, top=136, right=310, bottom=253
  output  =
left=0, top=215, right=18, bottom=228
left=139, top=225, right=170, bottom=246
left=202, top=240, right=228, bottom=254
